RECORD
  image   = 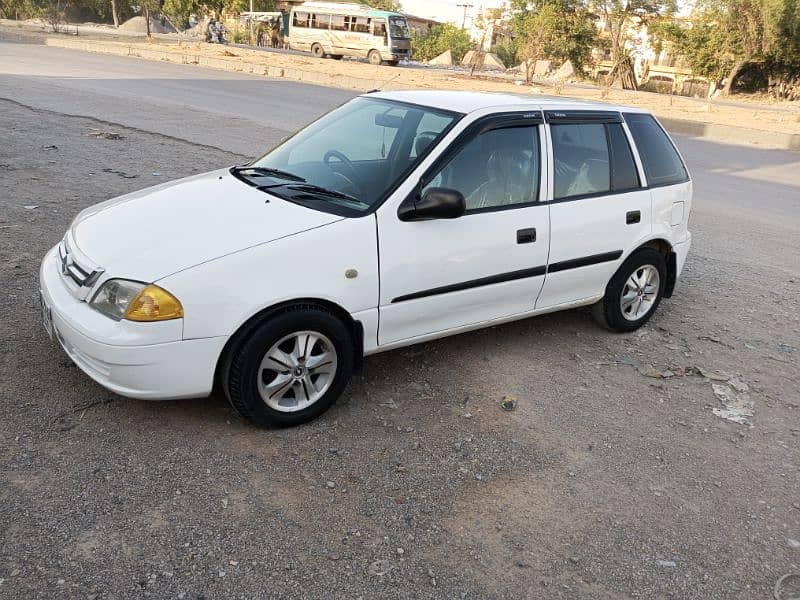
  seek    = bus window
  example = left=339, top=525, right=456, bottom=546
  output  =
left=344, top=15, right=356, bottom=30
left=388, top=16, right=409, bottom=39
left=373, top=19, right=386, bottom=38
left=330, top=15, right=347, bottom=31
left=354, top=17, right=370, bottom=33
left=310, top=13, right=330, bottom=29
left=293, top=11, right=309, bottom=27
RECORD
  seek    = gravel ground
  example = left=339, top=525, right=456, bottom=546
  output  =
left=1, top=99, right=799, bottom=599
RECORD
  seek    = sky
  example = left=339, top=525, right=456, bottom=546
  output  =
left=400, top=0, right=505, bottom=24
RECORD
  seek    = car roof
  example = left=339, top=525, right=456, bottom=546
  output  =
left=365, top=90, right=648, bottom=116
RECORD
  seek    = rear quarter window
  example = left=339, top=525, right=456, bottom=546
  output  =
left=624, top=113, right=688, bottom=187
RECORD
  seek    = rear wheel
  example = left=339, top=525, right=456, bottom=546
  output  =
left=368, top=49, right=382, bottom=65
left=223, top=305, right=354, bottom=427
left=592, top=248, right=666, bottom=332
left=311, top=43, right=324, bottom=58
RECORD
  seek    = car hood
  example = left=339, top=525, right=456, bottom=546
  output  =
left=69, top=169, right=343, bottom=282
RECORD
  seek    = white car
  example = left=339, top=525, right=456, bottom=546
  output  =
left=39, top=91, right=692, bottom=427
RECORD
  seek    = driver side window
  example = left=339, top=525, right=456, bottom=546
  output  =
left=422, top=125, right=540, bottom=212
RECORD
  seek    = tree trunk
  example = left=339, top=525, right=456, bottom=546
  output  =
left=143, top=5, right=151, bottom=37
left=110, top=0, right=119, bottom=27
left=722, top=59, right=746, bottom=96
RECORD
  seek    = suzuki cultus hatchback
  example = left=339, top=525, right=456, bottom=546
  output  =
left=40, top=91, right=692, bottom=426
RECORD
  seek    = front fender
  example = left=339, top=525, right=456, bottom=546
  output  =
left=159, top=216, right=379, bottom=341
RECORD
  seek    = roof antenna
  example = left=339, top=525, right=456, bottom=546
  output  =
left=366, top=72, right=401, bottom=93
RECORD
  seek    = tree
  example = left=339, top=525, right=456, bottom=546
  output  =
left=593, top=0, right=676, bottom=88
left=411, top=23, right=473, bottom=63
left=510, top=0, right=597, bottom=81
left=357, top=0, right=401, bottom=11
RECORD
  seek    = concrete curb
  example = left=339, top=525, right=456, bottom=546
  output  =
left=659, top=117, right=800, bottom=151
left=3, top=28, right=799, bottom=151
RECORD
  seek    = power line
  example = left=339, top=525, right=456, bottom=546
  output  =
left=456, top=3, right=474, bottom=29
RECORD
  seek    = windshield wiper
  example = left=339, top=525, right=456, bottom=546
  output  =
left=281, top=183, right=367, bottom=206
left=231, top=166, right=306, bottom=182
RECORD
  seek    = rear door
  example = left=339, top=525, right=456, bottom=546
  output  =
left=536, top=110, right=652, bottom=309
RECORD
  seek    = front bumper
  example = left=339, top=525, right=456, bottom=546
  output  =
left=39, top=246, right=226, bottom=400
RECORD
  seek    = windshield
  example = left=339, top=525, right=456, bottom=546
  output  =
left=389, top=16, right=409, bottom=39
left=245, top=97, right=459, bottom=215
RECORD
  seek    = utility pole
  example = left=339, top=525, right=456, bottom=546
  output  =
left=456, top=3, right=473, bottom=30
left=249, top=0, right=254, bottom=45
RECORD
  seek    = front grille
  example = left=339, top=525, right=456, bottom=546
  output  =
left=58, top=240, right=103, bottom=289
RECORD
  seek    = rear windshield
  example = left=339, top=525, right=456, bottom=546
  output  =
left=623, top=113, right=688, bottom=187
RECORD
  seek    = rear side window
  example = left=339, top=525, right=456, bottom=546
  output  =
left=607, top=124, right=639, bottom=191
left=552, top=122, right=640, bottom=199
left=624, top=113, right=687, bottom=186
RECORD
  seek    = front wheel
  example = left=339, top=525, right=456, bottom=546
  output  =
left=311, top=43, right=325, bottom=58
left=223, top=306, right=354, bottom=427
left=592, top=248, right=666, bottom=332
left=368, top=49, right=382, bottom=65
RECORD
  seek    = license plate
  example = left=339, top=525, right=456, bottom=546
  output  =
left=40, top=292, right=53, bottom=340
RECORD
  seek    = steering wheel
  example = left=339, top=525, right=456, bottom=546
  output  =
left=323, top=150, right=361, bottom=192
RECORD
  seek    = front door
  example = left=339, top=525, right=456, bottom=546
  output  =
left=377, top=115, right=550, bottom=346
left=536, top=112, right=652, bottom=309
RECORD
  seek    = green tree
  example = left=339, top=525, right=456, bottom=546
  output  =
left=357, top=0, right=401, bottom=11
left=594, top=0, right=676, bottom=87
left=510, top=0, right=597, bottom=81
left=411, top=22, right=473, bottom=63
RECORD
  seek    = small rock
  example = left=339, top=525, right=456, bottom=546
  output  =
left=218, top=569, right=226, bottom=577
left=57, top=579, right=65, bottom=585
left=328, top=447, right=339, bottom=454
left=10, top=570, right=19, bottom=577
left=326, top=481, right=335, bottom=489
left=396, top=547, right=404, bottom=555
left=23, top=205, right=38, bottom=210
left=788, top=538, right=800, bottom=549
left=463, top=412, right=473, bottom=419
left=229, top=560, right=238, bottom=566
left=657, top=560, right=677, bottom=567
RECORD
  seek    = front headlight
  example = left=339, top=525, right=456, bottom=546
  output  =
left=90, top=279, right=183, bottom=322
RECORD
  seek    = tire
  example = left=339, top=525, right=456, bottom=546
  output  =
left=592, top=248, right=666, bottom=333
left=331, top=54, right=343, bottom=60
left=311, top=43, right=324, bottom=58
left=387, top=59, right=399, bottom=66
left=223, top=305, right=354, bottom=427
left=368, top=49, right=382, bottom=65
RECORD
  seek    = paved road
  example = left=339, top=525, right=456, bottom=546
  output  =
left=2, top=41, right=799, bottom=600
left=2, top=42, right=799, bottom=229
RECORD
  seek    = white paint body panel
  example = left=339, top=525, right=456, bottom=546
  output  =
left=39, top=91, right=692, bottom=401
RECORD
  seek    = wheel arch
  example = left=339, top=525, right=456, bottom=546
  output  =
left=214, top=298, right=365, bottom=388
left=631, top=238, right=677, bottom=298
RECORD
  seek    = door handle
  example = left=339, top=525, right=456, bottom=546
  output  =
left=626, top=210, right=641, bottom=224
left=517, top=228, right=536, bottom=244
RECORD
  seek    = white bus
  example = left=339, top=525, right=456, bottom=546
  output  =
left=289, top=2, right=411, bottom=65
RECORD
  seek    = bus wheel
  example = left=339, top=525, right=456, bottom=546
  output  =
left=311, top=43, right=324, bottom=58
left=331, top=55, right=343, bottom=60
left=368, top=50, right=382, bottom=65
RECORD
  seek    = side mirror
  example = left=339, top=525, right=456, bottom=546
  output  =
left=398, top=187, right=466, bottom=221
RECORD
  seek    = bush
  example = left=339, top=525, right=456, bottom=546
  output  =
left=411, top=23, right=473, bottom=64
left=490, top=37, right=518, bottom=68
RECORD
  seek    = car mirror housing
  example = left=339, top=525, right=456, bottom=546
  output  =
left=398, top=187, right=466, bottom=221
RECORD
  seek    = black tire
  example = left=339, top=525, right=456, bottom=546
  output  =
left=592, top=248, right=666, bottom=333
left=311, top=43, right=324, bottom=58
left=368, top=50, right=382, bottom=65
left=222, top=305, right=354, bottom=427
left=331, top=54, right=343, bottom=60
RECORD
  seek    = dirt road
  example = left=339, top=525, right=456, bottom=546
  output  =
left=0, top=89, right=799, bottom=598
